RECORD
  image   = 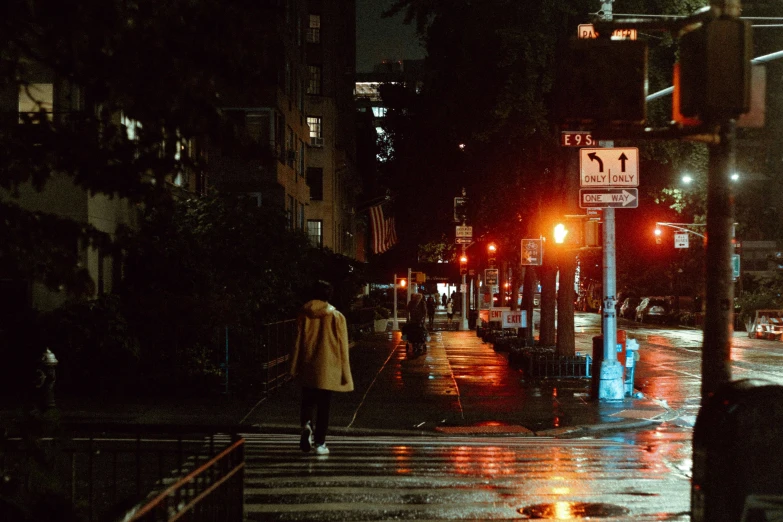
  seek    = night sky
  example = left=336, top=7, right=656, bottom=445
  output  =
left=356, top=0, right=426, bottom=72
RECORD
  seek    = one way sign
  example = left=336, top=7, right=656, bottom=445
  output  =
left=579, top=188, right=639, bottom=208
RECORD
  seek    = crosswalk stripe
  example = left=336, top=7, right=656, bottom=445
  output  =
left=227, top=433, right=688, bottom=521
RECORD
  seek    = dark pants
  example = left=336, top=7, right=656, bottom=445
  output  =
left=300, top=387, right=332, bottom=445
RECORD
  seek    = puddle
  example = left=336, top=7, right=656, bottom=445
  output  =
left=519, top=502, right=630, bottom=519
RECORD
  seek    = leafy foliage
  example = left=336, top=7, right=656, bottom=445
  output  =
left=0, top=0, right=274, bottom=294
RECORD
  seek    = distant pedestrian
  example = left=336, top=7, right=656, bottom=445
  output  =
left=290, top=280, right=354, bottom=456
left=441, top=293, right=447, bottom=307
left=426, top=295, right=436, bottom=328
left=446, top=298, right=454, bottom=327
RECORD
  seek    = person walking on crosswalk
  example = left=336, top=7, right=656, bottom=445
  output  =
left=290, top=280, right=354, bottom=455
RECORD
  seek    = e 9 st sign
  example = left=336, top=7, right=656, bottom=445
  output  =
left=560, top=131, right=595, bottom=147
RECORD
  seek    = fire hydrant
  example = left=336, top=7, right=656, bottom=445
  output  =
left=36, top=348, right=58, bottom=410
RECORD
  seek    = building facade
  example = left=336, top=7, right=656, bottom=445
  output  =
left=304, top=0, right=360, bottom=259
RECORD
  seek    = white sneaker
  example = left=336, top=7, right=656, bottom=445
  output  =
left=314, top=444, right=330, bottom=455
left=300, top=422, right=314, bottom=452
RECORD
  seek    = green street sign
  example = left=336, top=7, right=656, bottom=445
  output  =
left=732, top=254, right=741, bottom=280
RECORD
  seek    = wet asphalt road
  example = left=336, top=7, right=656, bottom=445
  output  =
left=233, top=431, right=692, bottom=521
left=236, top=312, right=783, bottom=520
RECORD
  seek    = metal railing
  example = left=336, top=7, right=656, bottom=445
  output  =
left=220, top=320, right=296, bottom=398
left=126, top=436, right=245, bottom=522
left=527, top=355, right=592, bottom=379
left=257, top=319, right=296, bottom=396
left=1, top=423, right=244, bottom=522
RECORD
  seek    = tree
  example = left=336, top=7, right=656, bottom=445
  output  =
left=0, top=0, right=273, bottom=295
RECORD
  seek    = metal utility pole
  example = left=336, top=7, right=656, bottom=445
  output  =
left=392, top=273, right=400, bottom=331
left=460, top=205, right=469, bottom=332
left=407, top=267, right=412, bottom=305
left=701, top=0, right=742, bottom=398
left=597, top=0, right=624, bottom=401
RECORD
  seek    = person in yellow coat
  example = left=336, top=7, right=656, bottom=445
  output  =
left=290, top=280, right=354, bottom=455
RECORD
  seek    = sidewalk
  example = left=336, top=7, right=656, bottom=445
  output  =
left=2, top=312, right=674, bottom=438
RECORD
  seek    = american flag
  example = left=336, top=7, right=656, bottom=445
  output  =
left=369, top=204, right=397, bottom=254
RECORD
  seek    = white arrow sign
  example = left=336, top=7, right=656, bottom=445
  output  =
left=580, top=147, right=639, bottom=187
left=579, top=188, right=639, bottom=208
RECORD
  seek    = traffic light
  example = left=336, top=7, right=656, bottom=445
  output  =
left=678, top=18, right=751, bottom=119
left=487, top=243, right=497, bottom=266
left=584, top=220, right=600, bottom=247
left=557, top=39, right=648, bottom=123
left=398, top=278, right=407, bottom=288
left=654, top=227, right=663, bottom=245
left=459, top=255, right=468, bottom=275
left=554, top=224, right=568, bottom=244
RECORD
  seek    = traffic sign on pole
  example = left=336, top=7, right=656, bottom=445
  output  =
left=485, top=269, right=499, bottom=286
left=580, top=147, right=639, bottom=187
left=579, top=188, right=638, bottom=208
left=674, top=233, right=689, bottom=248
left=455, top=225, right=473, bottom=238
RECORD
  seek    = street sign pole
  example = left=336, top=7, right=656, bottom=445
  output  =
left=392, top=273, right=400, bottom=331
left=596, top=1, right=624, bottom=402
left=407, top=267, right=412, bottom=306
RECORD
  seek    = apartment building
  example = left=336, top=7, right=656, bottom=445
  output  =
left=304, top=0, right=361, bottom=259
left=208, top=1, right=311, bottom=232
left=0, top=62, right=148, bottom=313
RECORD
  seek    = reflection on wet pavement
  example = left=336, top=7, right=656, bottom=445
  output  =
left=240, top=433, right=691, bottom=521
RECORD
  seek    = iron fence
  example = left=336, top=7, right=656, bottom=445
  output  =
left=0, top=423, right=244, bottom=522
left=525, top=354, right=592, bottom=378
left=218, top=320, right=296, bottom=398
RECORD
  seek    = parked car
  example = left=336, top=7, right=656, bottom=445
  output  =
left=619, top=297, right=641, bottom=319
left=635, top=297, right=671, bottom=323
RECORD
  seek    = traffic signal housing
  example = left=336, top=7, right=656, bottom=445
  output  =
left=487, top=243, right=497, bottom=266
left=678, top=18, right=751, bottom=120
left=554, top=224, right=568, bottom=244
left=459, top=255, right=468, bottom=275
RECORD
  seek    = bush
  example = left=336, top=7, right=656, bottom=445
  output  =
left=374, top=306, right=391, bottom=320
left=735, top=289, right=783, bottom=325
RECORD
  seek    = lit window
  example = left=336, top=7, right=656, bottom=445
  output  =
left=307, top=220, right=323, bottom=247
left=307, top=65, right=321, bottom=95
left=18, top=83, right=53, bottom=122
left=307, top=14, right=321, bottom=43
left=307, top=116, right=323, bottom=146
left=371, top=107, right=387, bottom=118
